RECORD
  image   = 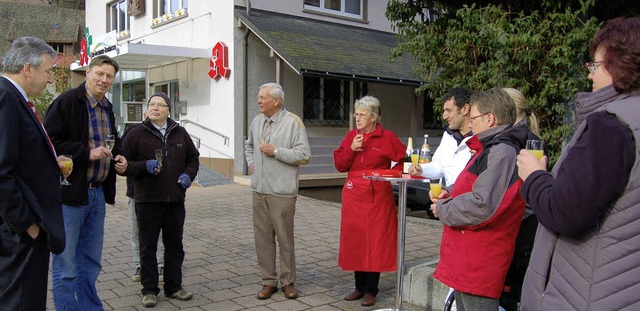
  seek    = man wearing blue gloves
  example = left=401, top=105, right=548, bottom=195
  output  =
left=122, top=92, right=199, bottom=308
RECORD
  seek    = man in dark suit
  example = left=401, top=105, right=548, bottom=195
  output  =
left=0, top=37, right=66, bottom=310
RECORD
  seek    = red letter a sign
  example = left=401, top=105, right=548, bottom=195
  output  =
left=209, top=42, right=231, bottom=80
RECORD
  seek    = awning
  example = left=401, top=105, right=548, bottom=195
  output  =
left=235, top=6, right=424, bottom=86
left=70, top=43, right=210, bottom=71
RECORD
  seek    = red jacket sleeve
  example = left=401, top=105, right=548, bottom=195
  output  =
left=333, top=130, right=357, bottom=172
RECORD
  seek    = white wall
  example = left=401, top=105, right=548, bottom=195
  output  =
left=183, top=2, right=236, bottom=160
left=235, top=0, right=395, bottom=33
left=85, top=1, right=107, bottom=37
left=86, top=1, right=428, bottom=176
left=86, top=1, right=238, bottom=161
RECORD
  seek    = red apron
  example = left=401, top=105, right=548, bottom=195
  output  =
left=338, top=171, right=397, bottom=272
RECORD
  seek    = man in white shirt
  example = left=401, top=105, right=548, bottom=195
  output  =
left=411, top=87, right=473, bottom=187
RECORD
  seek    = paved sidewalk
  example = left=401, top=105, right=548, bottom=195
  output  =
left=47, top=179, right=443, bottom=310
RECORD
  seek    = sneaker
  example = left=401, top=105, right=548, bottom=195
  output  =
left=142, top=294, right=157, bottom=307
left=158, top=267, right=164, bottom=283
left=167, top=288, right=193, bottom=301
left=132, top=267, right=141, bottom=282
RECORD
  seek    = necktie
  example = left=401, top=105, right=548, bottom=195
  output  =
left=28, top=101, right=57, bottom=158
left=262, top=119, right=272, bottom=143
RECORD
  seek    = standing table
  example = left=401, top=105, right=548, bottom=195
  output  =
left=364, top=174, right=428, bottom=311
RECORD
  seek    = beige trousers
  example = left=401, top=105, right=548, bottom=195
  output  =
left=252, top=192, right=297, bottom=287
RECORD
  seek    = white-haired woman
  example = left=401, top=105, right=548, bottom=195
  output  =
left=333, top=95, right=406, bottom=307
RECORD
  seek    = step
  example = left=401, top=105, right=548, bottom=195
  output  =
left=403, top=258, right=449, bottom=310
left=300, top=164, right=339, bottom=175
left=307, top=136, right=343, bottom=145
left=299, top=173, right=346, bottom=187
left=310, top=145, right=337, bottom=155
left=308, top=154, right=334, bottom=165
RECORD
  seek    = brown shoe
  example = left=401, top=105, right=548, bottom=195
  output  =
left=282, top=283, right=299, bottom=299
left=361, top=294, right=376, bottom=306
left=256, top=285, right=277, bottom=300
left=344, top=290, right=364, bottom=301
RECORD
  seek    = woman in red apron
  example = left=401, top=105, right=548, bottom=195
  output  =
left=333, top=96, right=406, bottom=307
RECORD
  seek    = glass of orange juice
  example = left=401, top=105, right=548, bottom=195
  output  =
left=411, top=148, right=420, bottom=165
left=59, top=155, right=73, bottom=185
left=430, top=178, right=442, bottom=198
left=526, top=140, right=544, bottom=159
left=354, top=129, right=364, bottom=152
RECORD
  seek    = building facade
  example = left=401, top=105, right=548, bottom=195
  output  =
left=79, top=0, right=435, bottom=180
left=0, top=0, right=85, bottom=85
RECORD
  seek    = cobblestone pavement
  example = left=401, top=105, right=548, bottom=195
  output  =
left=47, top=178, right=443, bottom=310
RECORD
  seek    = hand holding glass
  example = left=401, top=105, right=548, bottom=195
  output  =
left=430, top=178, right=442, bottom=199
left=105, top=134, right=115, bottom=151
left=105, top=134, right=116, bottom=160
left=354, top=129, right=364, bottom=151
left=411, top=148, right=420, bottom=165
left=154, top=149, right=163, bottom=171
left=526, top=140, right=544, bottom=160
left=59, top=155, right=73, bottom=185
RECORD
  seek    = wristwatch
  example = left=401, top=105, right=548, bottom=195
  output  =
left=273, top=148, right=278, bottom=157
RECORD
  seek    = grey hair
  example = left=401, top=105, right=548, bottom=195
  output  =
left=354, top=95, right=382, bottom=123
left=259, top=82, right=285, bottom=104
left=2, top=37, right=57, bottom=74
left=470, top=88, right=516, bottom=126
left=88, top=55, right=120, bottom=73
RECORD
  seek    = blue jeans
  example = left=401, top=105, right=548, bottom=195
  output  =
left=52, top=187, right=106, bottom=311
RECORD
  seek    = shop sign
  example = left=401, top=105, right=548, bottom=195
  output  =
left=90, top=31, right=118, bottom=57
left=208, top=41, right=231, bottom=80
left=78, top=28, right=117, bottom=66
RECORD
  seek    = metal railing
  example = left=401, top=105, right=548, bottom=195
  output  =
left=180, top=119, right=229, bottom=146
left=189, top=134, right=201, bottom=149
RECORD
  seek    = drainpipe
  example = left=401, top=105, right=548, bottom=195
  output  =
left=242, top=0, right=251, bottom=175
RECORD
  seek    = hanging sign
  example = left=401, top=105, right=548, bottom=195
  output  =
left=208, top=41, right=231, bottom=80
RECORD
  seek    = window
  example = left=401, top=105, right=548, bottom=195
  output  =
left=109, top=0, right=130, bottom=39
left=110, top=71, right=147, bottom=123
left=422, top=95, right=441, bottom=129
left=153, top=82, right=181, bottom=121
left=304, top=0, right=363, bottom=19
left=152, top=0, right=188, bottom=25
left=303, top=76, right=367, bottom=126
left=47, top=42, right=73, bottom=54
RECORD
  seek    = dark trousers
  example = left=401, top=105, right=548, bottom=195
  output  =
left=454, top=290, right=499, bottom=311
left=354, top=271, right=380, bottom=296
left=136, top=202, right=185, bottom=296
left=501, top=214, right=539, bottom=311
left=0, top=224, right=49, bottom=311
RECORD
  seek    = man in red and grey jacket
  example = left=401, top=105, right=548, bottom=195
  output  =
left=430, top=87, right=528, bottom=310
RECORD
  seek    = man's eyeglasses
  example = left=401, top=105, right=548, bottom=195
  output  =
left=469, top=113, right=489, bottom=123
left=585, top=61, right=603, bottom=74
left=148, top=102, right=169, bottom=108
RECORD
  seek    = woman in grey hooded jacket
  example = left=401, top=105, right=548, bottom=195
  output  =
left=516, top=16, right=640, bottom=311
